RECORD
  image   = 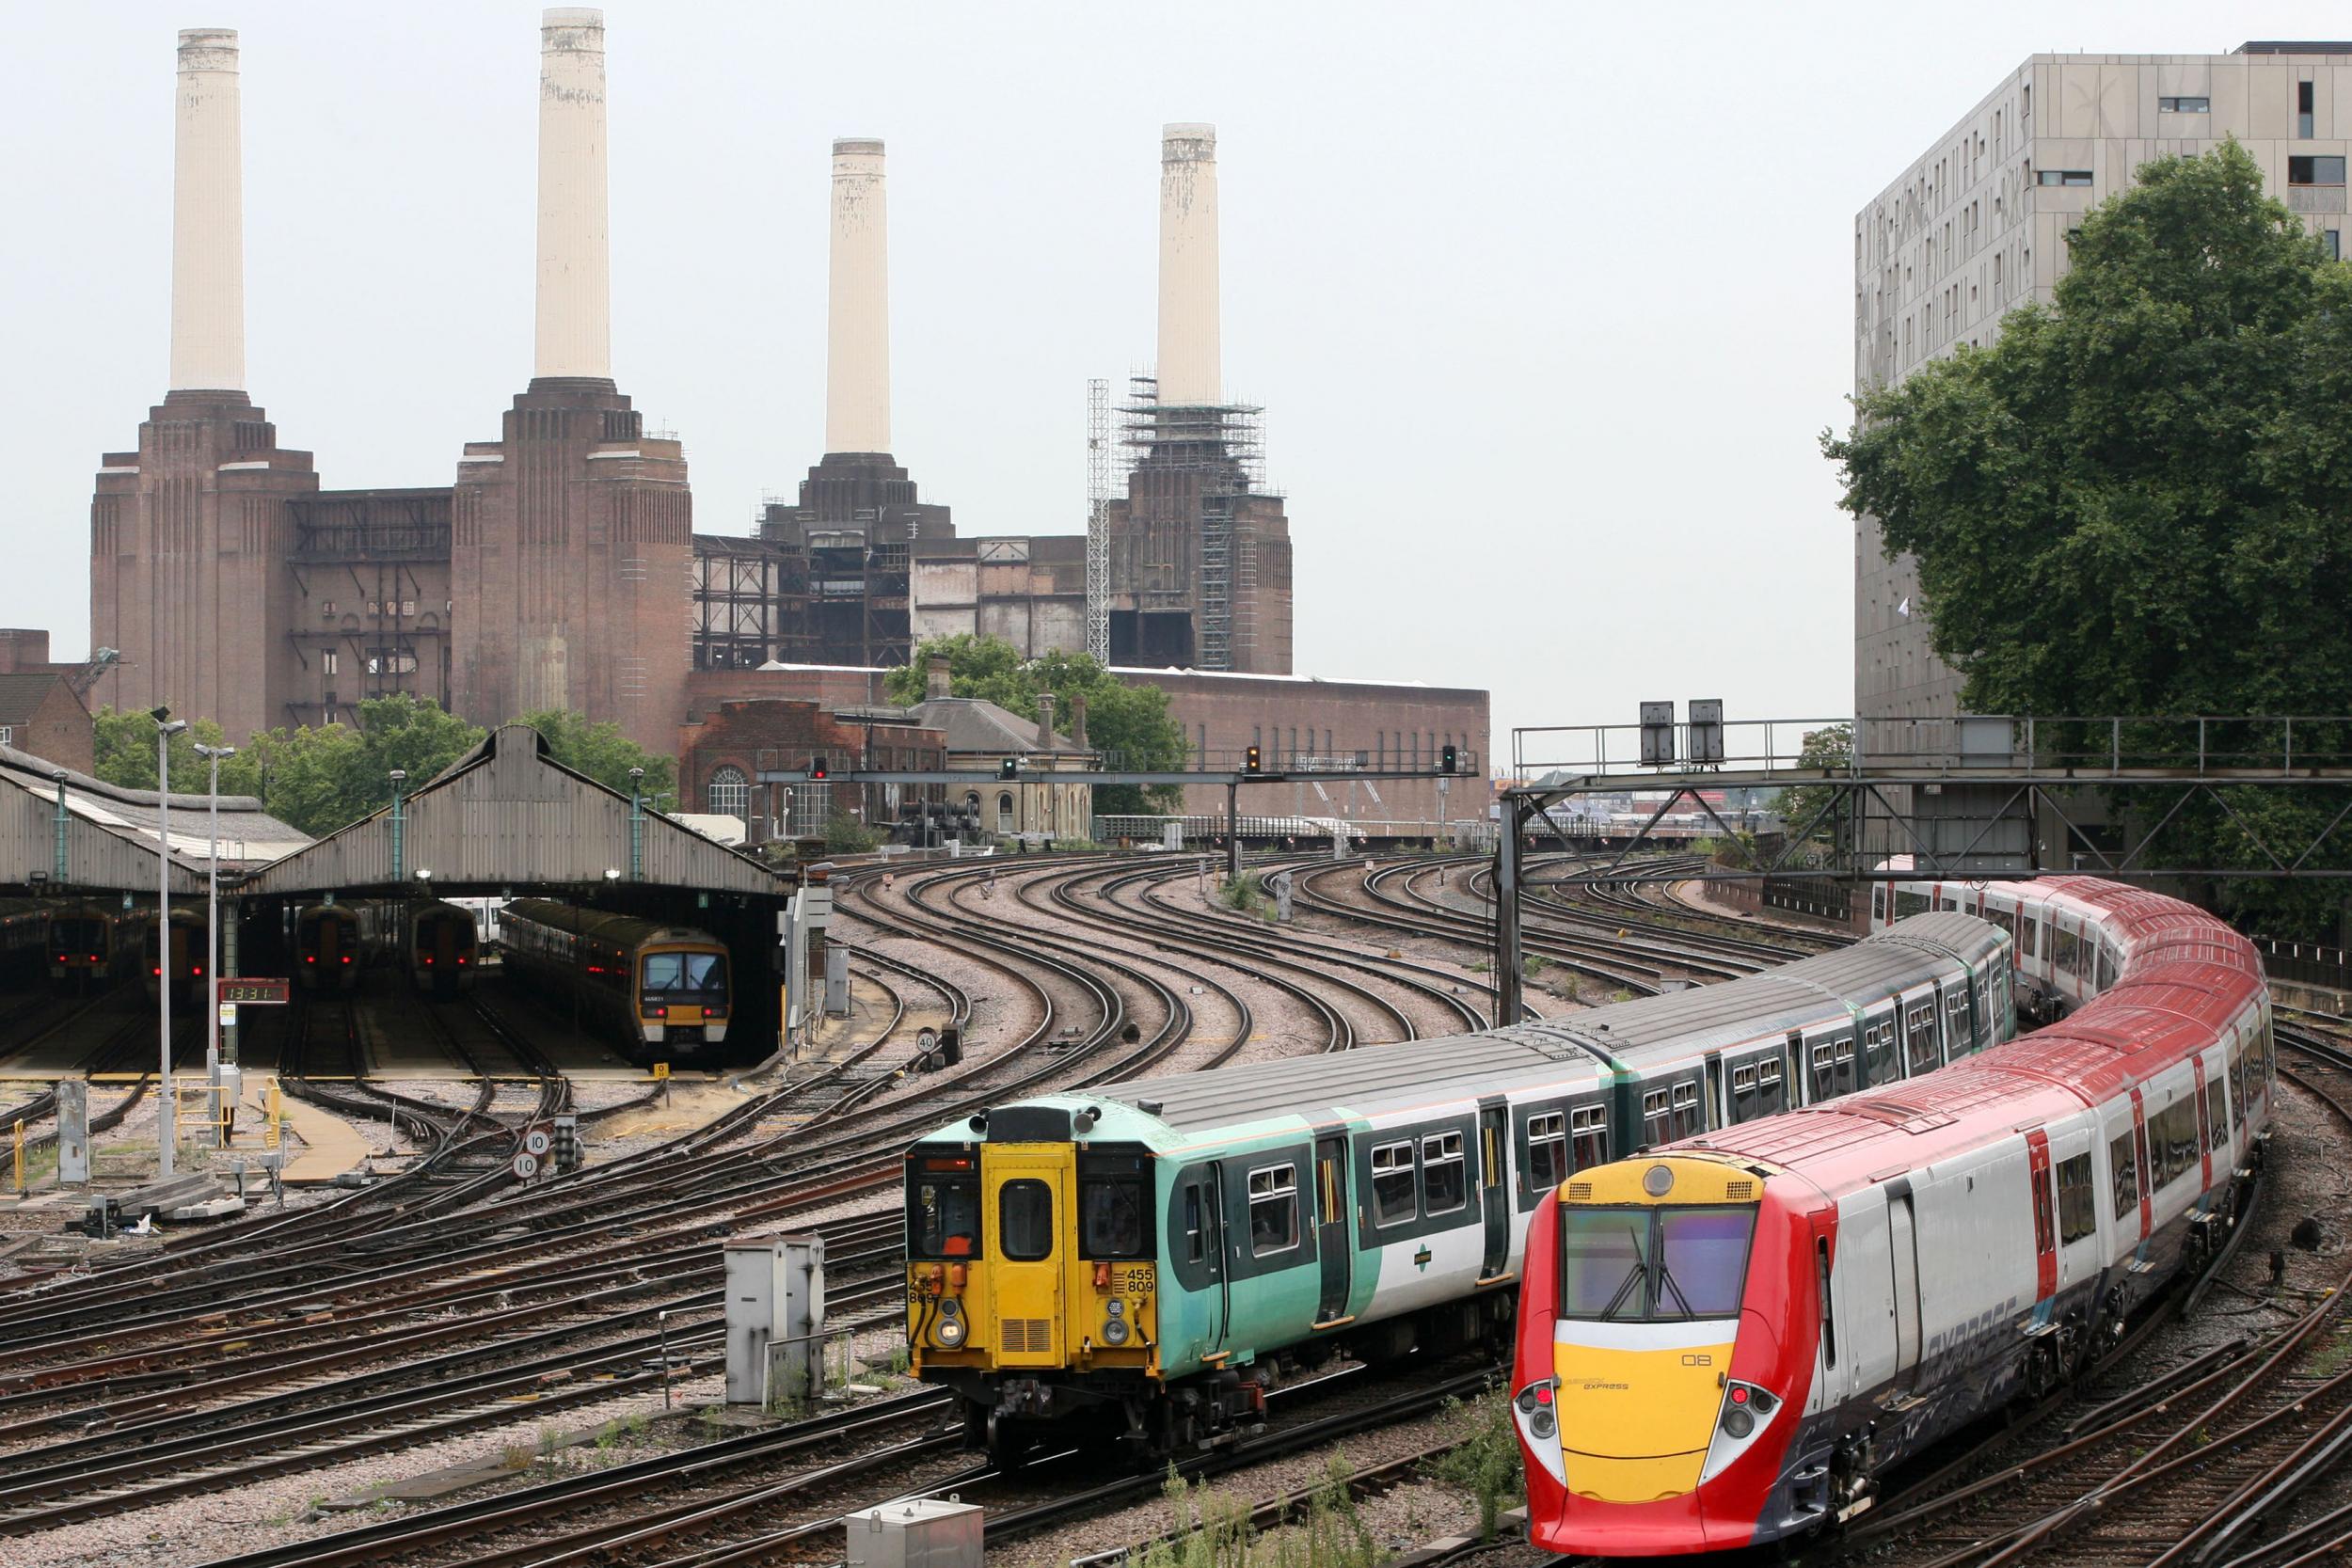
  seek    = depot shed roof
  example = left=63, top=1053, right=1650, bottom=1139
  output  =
left=237, top=723, right=786, bottom=897
left=0, top=744, right=313, bottom=895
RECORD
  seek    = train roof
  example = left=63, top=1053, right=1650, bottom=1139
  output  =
left=999, top=914, right=2008, bottom=1140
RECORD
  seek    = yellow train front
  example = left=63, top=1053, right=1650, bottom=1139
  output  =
left=903, top=1105, right=1169, bottom=1455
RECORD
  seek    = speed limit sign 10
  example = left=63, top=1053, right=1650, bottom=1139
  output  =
left=511, top=1151, right=541, bottom=1180
left=523, top=1127, right=552, bottom=1157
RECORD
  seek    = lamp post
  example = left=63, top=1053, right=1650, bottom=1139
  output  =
left=193, top=743, right=235, bottom=1079
left=152, top=709, right=189, bottom=1179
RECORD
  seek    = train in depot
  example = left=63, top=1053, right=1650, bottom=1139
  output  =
left=404, top=900, right=479, bottom=998
left=495, top=900, right=732, bottom=1064
left=294, top=903, right=364, bottom=992
left=140, top=905, right=210, bottom=1006
left=40, top=899, right=132, bottom=990
left=901, top=911, right=2013, bottom=1458
left=1512, top=876, right=2271, bottom=1556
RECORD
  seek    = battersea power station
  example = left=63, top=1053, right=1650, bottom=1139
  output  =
left=84, top=15, right=1486, bottom=834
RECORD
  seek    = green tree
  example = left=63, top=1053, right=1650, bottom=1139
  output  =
left=1775, top=722, right=1852, bottom=846
left=1824, top=139, right=2352, bottom=937
left=884, top=635, right=1189, bottom=814
left=516, top=708, right=677, bottom=802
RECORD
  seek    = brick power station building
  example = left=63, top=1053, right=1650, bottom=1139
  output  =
left=85, top=16, right=1479, bottom=833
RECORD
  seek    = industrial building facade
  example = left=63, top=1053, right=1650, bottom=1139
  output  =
left=1855, top=43, right=2352, bottom=732
left=84, top=18, right=1436, bottom=780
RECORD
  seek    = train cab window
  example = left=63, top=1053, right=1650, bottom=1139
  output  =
left=1371, top=1142, right=1417, bottom=1225
left=1657, top=1207, right=1754, bottom=1319
left=1905, top=1002, right=1939, bottom=1075
left=1422, top=1132, right=1467, bottom=1214
left=1817, top=1236, right=1838, bottom=1368
left=2097, top=945, right=2118, bottom=991
left=2207, top=1074, right=2230, bottom=1151
left=1080, top=1180, right=1151, bottom=1259
left=644, top=951, right=726, bottom=991
left=1670, top=1083, right=1703, bottom=1139
left=907, top=1157, right=982, bottom=1259
left=2056, top=1153, right=2096, bottom=1244
left=2108, top=1131, right=2138, bottom=1219
left=1247, top=1164, right=1297, bottom=1255
left=1570, top=1105, right=1610, bottom=1170
left=1643, top=1089, right=1673, bottom=1147
left=999, top=1180, right=1055, bottom=1261
left=1558, top=1206, right=1755, bottom=1323
left=1526, top=1113, right=1569, bottom=1189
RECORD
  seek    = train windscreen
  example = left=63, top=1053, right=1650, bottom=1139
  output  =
left=643, top=951, right=727, bottom=994
left=51, top=918, right=105, bottom=953
left=1559, top=1206, right=1755, bottom=1323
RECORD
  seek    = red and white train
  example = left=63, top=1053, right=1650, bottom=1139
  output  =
left=1512, top=875, right=2272, bottom=1555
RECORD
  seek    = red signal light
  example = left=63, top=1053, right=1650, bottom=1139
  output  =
left=1535, top=1384, right=1552, bottom=1404
left=1730, top=1386, right=1749, bottom=1403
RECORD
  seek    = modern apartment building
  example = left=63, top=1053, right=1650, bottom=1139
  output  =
left=1854, top=43, right=2351, bottom=730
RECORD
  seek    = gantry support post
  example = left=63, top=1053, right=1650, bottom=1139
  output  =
left=1495, top=798, right=1527, bottom=1028
left=1225, top=783, right=1240, bottom=883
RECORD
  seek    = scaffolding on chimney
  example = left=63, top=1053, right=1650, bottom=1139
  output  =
left=1086, top=378, right=1111, bottom=665
left=1120, top=376, right=1265, bottom=672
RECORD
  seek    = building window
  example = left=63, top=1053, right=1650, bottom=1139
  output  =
left=996, top=791, right=1014, bottom=833
left=2036, top=169, right=2092, bottom=187
left=2327, top=230, right=2343, bottom=261
left=707, top=765, right=749, bottom=818
left=320, top=650, right=339, bottom=676
left=320, top=600, right=336, bottom=615
left=2158, top=96, right=2209, bottom=114
left=2299, top=80, right=2315, bottom=139
left=2291, top=156, right=2345, bottom=187
left=788, top=784, right=830, bottom=835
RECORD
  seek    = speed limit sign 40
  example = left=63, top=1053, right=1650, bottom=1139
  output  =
left=523, top=1127, right=552, bottom=1158
left=511, top=1151, right=541, bottom=1180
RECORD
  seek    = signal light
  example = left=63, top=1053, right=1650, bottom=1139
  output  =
left=810, top=755, right=829, bottom=781
left=1000, top=757, right=1019, bottom=781
left=1244, top=746, right=1262, bottom=774
left=1440, top=743, right=1458, bottom=775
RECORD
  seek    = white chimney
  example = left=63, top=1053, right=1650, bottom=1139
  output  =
left=1155, top=123, right=1220, bottom=407
left=826, top=137, right=891, bottom=453
left=169, top=28, right=245, bottom=393
left=533, top=8, right=612, bottom=381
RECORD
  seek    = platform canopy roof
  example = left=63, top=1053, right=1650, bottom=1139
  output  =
left=0, top=744, right=312, bottom=896
left=236, top=723, right=786, bottom=898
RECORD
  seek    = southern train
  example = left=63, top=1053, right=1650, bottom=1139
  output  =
left=902, top=910, right=2012, bottom=1457
left=1513, top=875, right=2270, bottom=1554
left=496, top=900, right=732, bottom=1063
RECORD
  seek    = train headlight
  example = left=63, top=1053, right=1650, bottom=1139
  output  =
left=1512, top=1380, right=1565, bottom=1485
left=1721, top=1404, right=1755, bottom=1439
left=1529, top=1407, right=1556, bottom=1440
left=934, top=1310, right=966, bottom=1349
left=1102, top=1315, right=1130, bottom=1346
left=1701, top=1382, right=1779, bottom=1483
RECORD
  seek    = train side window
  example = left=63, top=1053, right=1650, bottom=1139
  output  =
left=1873, top=885, right=1886, bottom=924
left=999, top=1179, right=1055, bottom=1261
left=1863, top=1022, right=1894, bottom=1085
left=1570, top=1105, right=1610, bottom=1170
left=1945, top=991, right=1971, bottom=1053
left=1181, top=1183, right=1205, bottom=1263
left=1080, top=1180, right=1150, bottom=1259
left=1832, top=1037, right=1856, bottom=1096
left=1643, top=1088, right=1673, bottom=1146
left=2230, top=1048, right=2249, bottom=1130
left=1808, top=1043, right=1835, bottom=1103
left=1905, top=1002, right=1939, bottom=1074
left=2022, top=917, right=2038, bottom=959
left=1730, top=1063, right=1758, bottom=1122
left=2207, top=1073, right=2230, bottom=1151
left=2150, top=1099, right=2198, bottom=1189
left=1370, top=1142, right=1416, bottom=1225
left=1526, top=1113, right=1568, bottom=1190
left=1422, top=1132, right=1468, bottom=1214
left=1670, top=1083, right=1703, bottom=1139
left=2030, top=1167, right=2055, bottom=1255
left=1247, top=1164, right=1298, bottom=1255
left=1756, top=1057, right=1786, bottom=1115
left=2056, top=1153, right=2095, bottom=1244
left=1896, top=890, right=1930, bottom=919
left=1816, top=1236, right=1838, bottom=1368
left=2108, top=1131, right=2138, bottom=1219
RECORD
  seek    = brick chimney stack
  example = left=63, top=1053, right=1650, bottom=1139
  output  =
left=926, top=655, right=950, bottom=701
left=534, top=8, right=612, bottom=381
left=1068, top=694, right=1089, bottom=751
left=1036, top=693, right=1057, bottom=747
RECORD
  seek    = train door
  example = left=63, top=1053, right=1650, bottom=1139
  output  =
left=1314, top=1138, right=1350, bottom=1325
left=982, top=1148, right=1069, bottom=1368
left=2025, top=1131, right=2058, bottom=1305
left=1477, top=1104, right=1510, bottom=1283
left=1886, top=1186, right=1923, bottom=1402
left=1202, top=1159, right=1231, bottom=1352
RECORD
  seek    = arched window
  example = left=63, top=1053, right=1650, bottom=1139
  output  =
left=997, top=792, right=1016, bottom=833
left=707, top=765, right=749, bottom=818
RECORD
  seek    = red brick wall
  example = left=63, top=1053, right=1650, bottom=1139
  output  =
left=675, top=697, right=943, bottom=843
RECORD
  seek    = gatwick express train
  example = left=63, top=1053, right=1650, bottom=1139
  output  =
left=1513, top=876, right=2270, bottom=1555
left=902, top=911, right=2011, bottom=1458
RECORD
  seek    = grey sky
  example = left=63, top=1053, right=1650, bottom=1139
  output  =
left=9, top=3, right=2344, bottom=768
